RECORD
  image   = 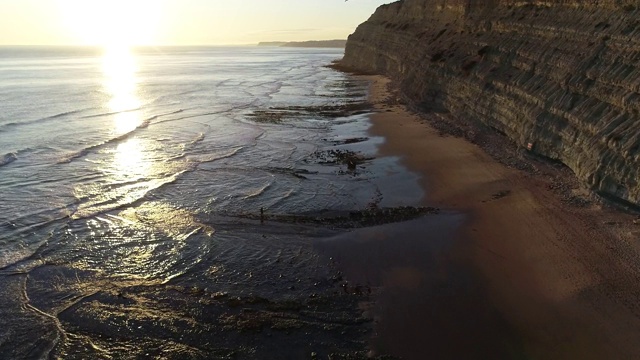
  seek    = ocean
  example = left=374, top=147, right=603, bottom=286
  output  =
left=0, top=46, right=423, bottom=358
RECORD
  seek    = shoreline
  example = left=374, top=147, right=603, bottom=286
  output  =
left=350, top=75, right=640, bottom=358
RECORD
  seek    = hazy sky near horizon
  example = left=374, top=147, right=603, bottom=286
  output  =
left=0, top=0, right=393, bottom=46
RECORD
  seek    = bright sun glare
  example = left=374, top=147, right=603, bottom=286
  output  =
left=57, top=0, right=163, bottom=48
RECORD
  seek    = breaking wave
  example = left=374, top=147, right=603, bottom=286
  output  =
left=56, top=117, right=153, bottom=164
left=0, top=108, right=90, bottom=130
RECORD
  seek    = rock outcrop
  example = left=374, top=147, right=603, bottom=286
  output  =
left=340, top=0, right=640, bottom=206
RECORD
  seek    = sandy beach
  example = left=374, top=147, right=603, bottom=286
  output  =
left=321, top=75, right=640, bottom=359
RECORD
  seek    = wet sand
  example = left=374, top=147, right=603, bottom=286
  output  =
left=320, top=75, right=640, bottom=359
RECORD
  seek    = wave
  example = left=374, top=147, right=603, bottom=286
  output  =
left=57, top=107, right=192, bottom=164
left=190, top=132, right=205, bottom=145
left=0, top=246, right=42, bottom=270
left=80, top=108, right=141, bottom=119
left=66, top=144, right=245, bottom=221
left=70, top=171, right=186, bottom=220
left=0, top=108, right=91, bottom=130
left=56, top=150, right=88, bottom=164
left=266, top=187, right=297, bottom=208
left=81, top=108, right=184, bottom=121
left=0, top=153, right=17, bottom=167
left=0, top=220, right=61, bottom=271
left=56, top=116, right=153, bottom=164
left=164, top=153, right=187, bottom=162
left=67, top=144, right=242, bottom=220
left=152, top=108, right=238, bottom=126
left=248, top=81, right=283, bottom=99
left=160, top=109, right=185, bottom=117
left=187, top=146, right=244, bottom=164
left=242, top=181, right=273, bottom=200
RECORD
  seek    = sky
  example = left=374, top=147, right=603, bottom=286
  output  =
left=0, top=0, right=394, bottom=46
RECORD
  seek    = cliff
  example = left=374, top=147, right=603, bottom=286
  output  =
left=258, top=42, right=288, bottom=46
left=340, top=0, right=640, bottom=206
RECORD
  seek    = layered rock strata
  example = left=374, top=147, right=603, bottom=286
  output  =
left=340, top=0, right=640, bottom=206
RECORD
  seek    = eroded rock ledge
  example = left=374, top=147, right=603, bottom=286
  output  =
left=340, top=0, right=640, bottom=206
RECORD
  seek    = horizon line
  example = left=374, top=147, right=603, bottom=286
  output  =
left=0, top=39, right=349, bottom=48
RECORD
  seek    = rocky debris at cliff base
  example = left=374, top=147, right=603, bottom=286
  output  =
left=261, top=166, right=318, bottom=180
left=321, top=79, right=368, bottom=99
left=322, top=137, right=370, bottom=145
left=376, top=81, right=407, bottom=108
left=239, top=206, right=440, bottom=229
left=246, top=109, right=291, bottom=124
left=325, top=61, right=377, bottom=76
left=303, top=149, right=374, bottom=176
left=309, top=149, right=372, bottom=167
left=246, top=103, right=372, bottom=124
left=280, top=103, right=372, bottom=118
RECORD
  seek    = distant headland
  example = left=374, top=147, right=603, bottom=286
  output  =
left=257, top=40, right=347, bottom=48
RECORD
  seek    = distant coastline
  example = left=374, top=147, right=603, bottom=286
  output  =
left=258, top=40, right=347, bottom=48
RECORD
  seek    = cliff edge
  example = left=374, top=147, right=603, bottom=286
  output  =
left=340, top=0, right=640, bottom=206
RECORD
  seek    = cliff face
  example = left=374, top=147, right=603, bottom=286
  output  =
left=341, top=0, right=640, bottom=206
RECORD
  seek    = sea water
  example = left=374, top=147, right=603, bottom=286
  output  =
left=0, top=46, right=422, bottom=358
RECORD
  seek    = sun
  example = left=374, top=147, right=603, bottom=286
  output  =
left=57, top=0, right=164, bottom=48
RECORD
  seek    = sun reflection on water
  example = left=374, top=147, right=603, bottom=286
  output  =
left=113, top=138, right=150, bottom=179
left=102, top=46, right=142, bottom=135
left=100, top=46, right=153, bottom=182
